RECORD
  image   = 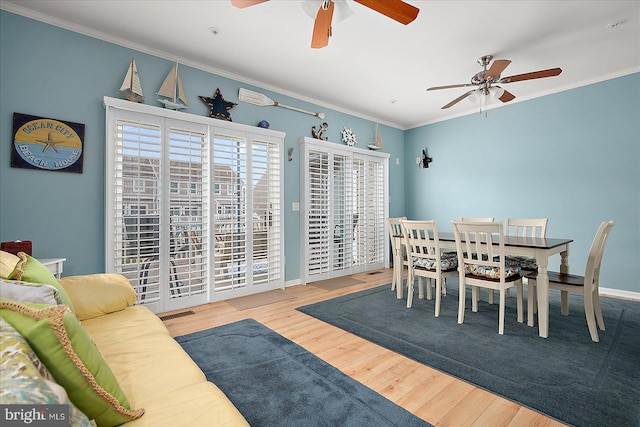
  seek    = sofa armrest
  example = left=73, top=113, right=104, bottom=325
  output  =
left=59, top=274, right=137, bottom=320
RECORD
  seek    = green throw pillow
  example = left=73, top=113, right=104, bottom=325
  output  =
left=0, top=299, right=144, bottom=427
left=8, top=253, right=75, bottom=312
left=0, top=318, right=95, bottom=427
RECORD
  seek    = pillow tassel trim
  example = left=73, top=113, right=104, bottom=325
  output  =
left=10, top=252, right=29, bottom=281
left=0, top=300, right=145, bottom=421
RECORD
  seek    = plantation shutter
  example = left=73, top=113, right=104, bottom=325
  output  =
left=300, top=137, right=388, bottom=283
left=250, top=136, right=282, bottom=285
left=106, top=97, right=284, bottom=312
left=353, top=157, right=367, bottom=268
left=109, top=116, right=163, bottom=304
left=212, top=133, right=248, bottom=291
left=211, top=131, right=283, bottom=294
left=167, top=127, right=208, bottom=301
left=307, top=150, right=330, bottom=277
left=364, top=155, right=386, bottom=264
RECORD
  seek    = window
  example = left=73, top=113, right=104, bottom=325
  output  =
left=105, top=97, right=284, bottom=312
left=300, top=137, right=388, bottom=282
left=132, top=179, right=145, bottom=193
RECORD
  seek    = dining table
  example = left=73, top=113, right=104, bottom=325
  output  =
left=392, top=231, right=573, bottom=338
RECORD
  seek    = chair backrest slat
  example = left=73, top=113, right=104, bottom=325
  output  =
left=505, top=218, right=548, bottom=239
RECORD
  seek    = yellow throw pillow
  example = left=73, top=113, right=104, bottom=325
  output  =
left=9, top=253, right=75, bottom=312
left=0, top=250, right=20, bottom=279
left=59, top=274, right=137, bottom=321
left=0, top=299, right=144, bottom=427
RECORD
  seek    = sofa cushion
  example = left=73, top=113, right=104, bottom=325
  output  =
left=0, top=278, right=65, bottom=305
left=0, top=300, right=144, bottom=427
left=59, top=274, right=137, bottom=321
left=9, top=253, right=75, bottom=312
left=0, top=318, right=96, bottom=427
left=81, top=305, right=250, bottom=427
left=0, top=250, right=20, bottom=279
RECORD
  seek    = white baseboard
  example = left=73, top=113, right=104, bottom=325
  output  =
left=284, top=278, right=303, bottom=288
left=600, top=287, right=640, bottom=301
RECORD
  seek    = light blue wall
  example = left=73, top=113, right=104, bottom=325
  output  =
left=405, top=73, right=640, bottom=293
left=2, top=11, right=638, bottom=294
left=0, top=11, right=406, bottom=280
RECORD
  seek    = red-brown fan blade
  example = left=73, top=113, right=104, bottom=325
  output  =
left=311, top=1, right=335, bottom=48
left=231, top=0, right=269, bottom=8
left=427, top=83, right=476, bottom=91
left=353, top=0, right=419, bottom=25
left=485, top=59, right=511, bottom=81
left=502, top=67, right=562, bottom=83
left=442, top=90, right=475, bottom=109
left=497, top=88, right=516, bottom=103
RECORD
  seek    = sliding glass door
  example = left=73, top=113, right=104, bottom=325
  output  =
left=105, top=97, right=284, bottom=313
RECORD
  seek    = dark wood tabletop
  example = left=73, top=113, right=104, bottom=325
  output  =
left=435, top=231, right=573, bottom=249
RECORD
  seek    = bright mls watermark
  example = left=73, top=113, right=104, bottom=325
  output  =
left=1, top=405, right=69, bottom=426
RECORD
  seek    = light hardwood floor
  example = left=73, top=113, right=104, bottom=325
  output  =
left=160, top=268, right=566, bottom=427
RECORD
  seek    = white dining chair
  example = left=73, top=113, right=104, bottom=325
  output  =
left=452, top=220, right=524, bottom=335
left=401, top=220, right=458, bottom=314
left=526, top=220, right=615, bottom=342
left=386, top=217, right=407, bottom=294
left=505, top=217, right=548, bottom=325
left=460, top=217, right=495, bottom=302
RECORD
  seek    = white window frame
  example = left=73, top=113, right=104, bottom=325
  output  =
left=299, top=136, right=389, bottom=283
left=104, top=96, right=285, bottom=312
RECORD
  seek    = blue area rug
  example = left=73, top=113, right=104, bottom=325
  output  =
left=297, top=284, right=640, bottom=427
left=175, top=318, right=432, bottom=427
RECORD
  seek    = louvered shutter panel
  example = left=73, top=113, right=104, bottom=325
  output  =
left=301, top=137, right=389, bottom=282
left=212, top=134, right=248, bottom=290
left=111, top=119, right=162, bottom=303
left=167, top=127, right=208, bottom=299
left=307, top=150, right=330, bottom=277
left=250, top=137, right=282, bottom=285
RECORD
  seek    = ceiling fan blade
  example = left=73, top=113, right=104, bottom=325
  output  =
left=353, top=0, right=419, bottom=25
left=231, top=0, right=269, bottom=8
left=501, top=67, right=562, bottom=83
left=311, top=1, right=335, bottom=48
left=427, top=83, right=476, bottom=91
left=498, top=88, right=516, bottom=103
left=442, top=90, right=475, bottom=109
left=485, top=59, right=511, bottom=81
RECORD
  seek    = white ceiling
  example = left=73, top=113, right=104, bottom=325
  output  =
left=3, top=0, right=639, bottom=129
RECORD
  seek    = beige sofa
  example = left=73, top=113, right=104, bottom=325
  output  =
left=0, top=250, right=248, bottom=427
left=61, top=274, right=249, bottom=427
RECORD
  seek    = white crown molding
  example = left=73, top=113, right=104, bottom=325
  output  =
left=1, top=2, right=402, bottom=130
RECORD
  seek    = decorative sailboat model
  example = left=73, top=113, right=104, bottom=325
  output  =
left=157, top=63, right=189, bottom=110
left=119, top=58, right=144, bottom=103
left=367, top=123, right=383, bottom=150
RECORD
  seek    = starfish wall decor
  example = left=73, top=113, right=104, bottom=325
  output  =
left=199, top=88, right=237, bottom=121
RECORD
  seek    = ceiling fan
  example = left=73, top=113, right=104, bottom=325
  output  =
left=231, top=0, right=420, bottom=48
left=427, top=55, right=562, bottom=110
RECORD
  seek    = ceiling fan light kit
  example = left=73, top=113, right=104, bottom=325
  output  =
left=427, top=54, right=563, bottom=115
